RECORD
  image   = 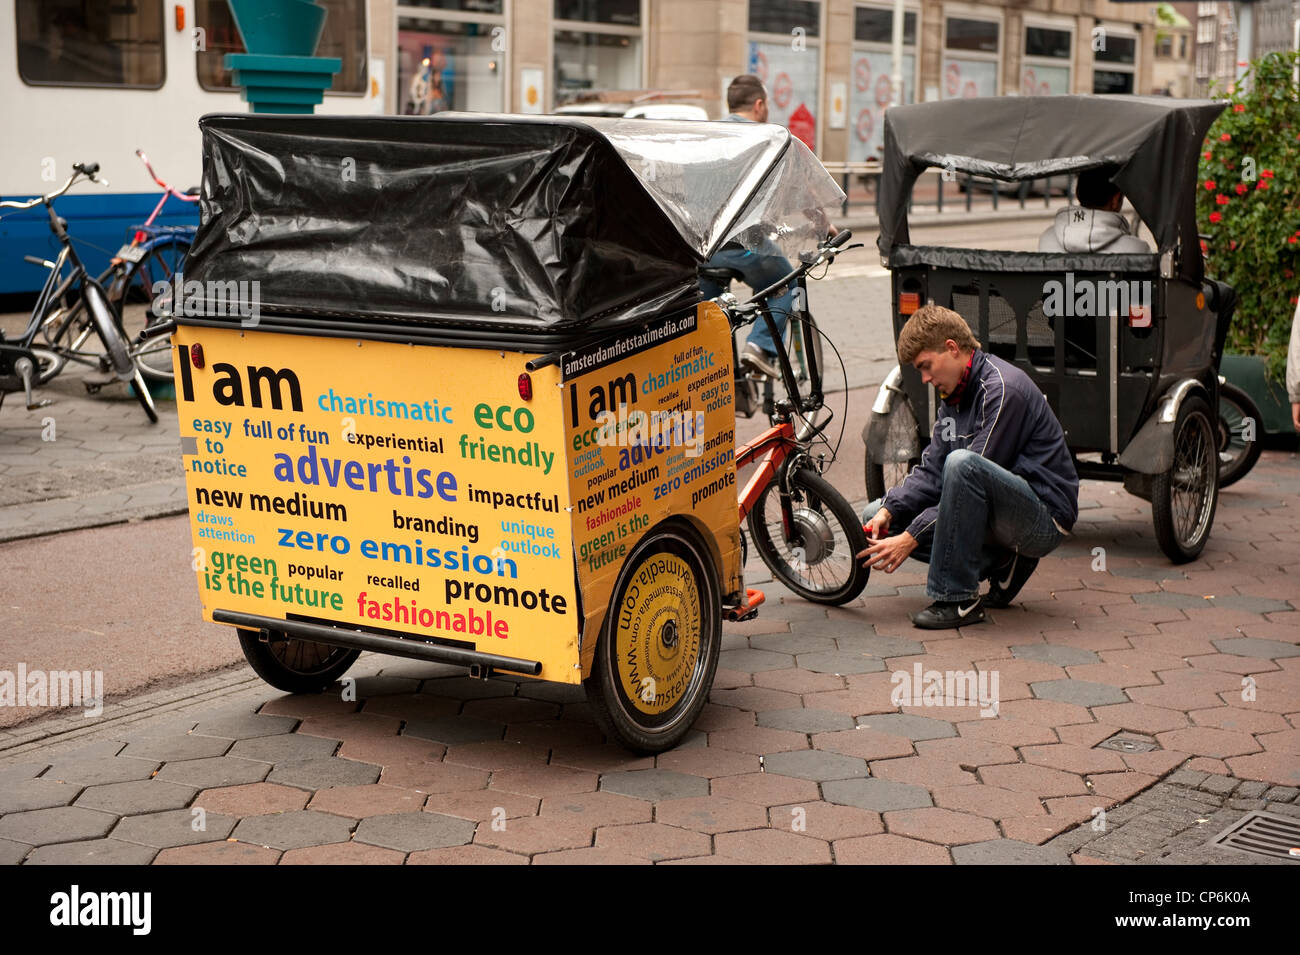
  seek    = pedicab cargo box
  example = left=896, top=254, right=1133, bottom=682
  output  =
left=172, top=114, right=843, bottom=715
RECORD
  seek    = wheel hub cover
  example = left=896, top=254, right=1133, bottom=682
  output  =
left=615, top=553, right=701, bottom=716
left=791, top=507, right=835, bottom=565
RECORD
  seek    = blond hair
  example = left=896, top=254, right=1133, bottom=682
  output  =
left=897, top=304, right=981, bottom=363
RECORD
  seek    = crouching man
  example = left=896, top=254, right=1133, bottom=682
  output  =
left=857, top=305, right=1080, bottom=629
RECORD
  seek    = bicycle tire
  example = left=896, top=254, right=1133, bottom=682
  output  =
left=129, top=366, right=158, bottom=423
left=1217, top=381, right=1262, bottom=488
left=120, top=235, right=190, bottom=381
left=747, top=465, right=870, bottom=605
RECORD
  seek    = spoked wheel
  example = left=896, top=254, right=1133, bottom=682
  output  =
left=584, top=520, right=721, bottom=754
left=237, top=628, right=361, bottom=694
left=747, top=465, right=870, bottom=605
left=119, top=236, right=189, bottom=381
left=1216, top=381, right=1262, bottom=488
left=865, top=398, right=921, bottom=502
left=1152, top=395, right=1219, bottom=563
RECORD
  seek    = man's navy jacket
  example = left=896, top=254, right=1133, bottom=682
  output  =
left=882, top=349, right=1080, bottom=544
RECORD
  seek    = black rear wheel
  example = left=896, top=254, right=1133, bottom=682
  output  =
left=1152, top=395, right=1218, bottom=563
left=1216, top=381, right=1262, bottom=488
left=237, top=628, right=361, bottom=694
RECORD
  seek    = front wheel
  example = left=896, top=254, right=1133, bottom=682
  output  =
left=748, top=465, right=870, bottom=605
left=1152, top=395, right=1218, bottom=563
left=1216, top=381, right=1262, bottom=488
left=584, top=521, right=721, bottom=754
left=237, top=628, right=361, bottom=694
left=864, top=398, right=922, bottom=502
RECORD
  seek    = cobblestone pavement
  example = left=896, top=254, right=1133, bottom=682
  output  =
left=2, top=213, right=1298, bottom=864
left=2, top=453, right=1297, bottom=864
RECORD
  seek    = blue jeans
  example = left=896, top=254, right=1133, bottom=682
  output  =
left=860, top=450, right=1064, bottom=603
left=699, top=244, right=796, bottom=355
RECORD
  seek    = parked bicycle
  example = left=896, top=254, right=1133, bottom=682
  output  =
left=720, top=229, right=870, bottom=605
left=41, top=150, right=197, bottom=383
left=0, top=162, right=157, bottom=421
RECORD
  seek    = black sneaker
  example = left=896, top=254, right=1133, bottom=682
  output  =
left=984, top=553, right=1039, bottom=608
left=910, top=598, right=986, bottom=630
left=741, top=342, right=781, bottom=379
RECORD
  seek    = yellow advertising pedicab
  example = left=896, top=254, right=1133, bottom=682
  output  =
left=165, top=112, right=845, bottom=753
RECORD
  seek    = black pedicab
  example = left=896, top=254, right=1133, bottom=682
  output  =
left=863, top=96, right=1234, bottom=562
left=165, top=112, right=846, bottom=753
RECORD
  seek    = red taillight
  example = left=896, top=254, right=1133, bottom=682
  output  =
left=899, top=292, right=920, bottom=315
left=191, top=343, right=205, bottom=368
left=133, top=231, right=147, bottom=245
left=1128, top=306, right=1151, bottom=328
left=517, top=373, right=532, bottom=400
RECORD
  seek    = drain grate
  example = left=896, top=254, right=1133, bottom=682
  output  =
left=1211, top=811, right=1300, bottom=862
left=1097, top=733, right=1158, bottom=753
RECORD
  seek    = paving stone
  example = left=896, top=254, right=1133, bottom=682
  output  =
left=832, top=832, right=951, bottom=864
left=870, top=756, right=978, bottom=788
left=43, top=755, right=161, bottom=787
left=1213, top=637, right=1300, bottom=659
left=231, top=810, right=356, bottom=850
left=835, top=633, right=927, bottom=658
left=442, top=741, right=551, bottom=772
left=1209, top=596, right=1296, bottom=615
left=1089, top=702, right=1189, bottom=735
left=594, top=822, right=711, bottom=862
left=654, top=746, right=760, bottom=778
left=757, top=708, right=856, bottom=734
left=193, top=782, right=311, bottom=817
left=533, top=846, right=653, bottom=865
left=599, top=769, right=709, bottom=802
left=0, top=777, right=80, bottom=813
left=0, top=762, right=49, bottom=784
left=227, top=734, right=340, bottom=763
left=855, top=713, right=957, bottom=740
left=762, top=749, right=867, bottom=782
left=1021, top=744, right=1127, bottom=775
left=0, top=805, right=117, bottom=845
left=714, top=827, right=832, bottom=864
left=710, top=772, right=820, bottom=806
left=538, top=790, right=652, bottom=828
left=884, top=807, right=1001, bottom=845
left=110, top=808, right=237, bottom=848
left=821, top=777, right=933, bottom=812
left=651, top=795, right=766, bottom=834
left=978, top=764, right=1088, bottom=798
left=489, top=765, right=599, bottom=798
left=421, top=676, right=518, bottom=700
left=193, top=712, right=299, bottom=739
left=73, top=779, right=198, bottom=815
left=155, top=756, right=271, bottom=790
left=282, top=842, right=407, bottom=864
left=1030, top=679, right=1129, bottom=707
left=352, top=811, right=476, bottom=851
left=379, top=761, right=489, bottom=792
left=1011, top=644, right=1101, bottom=667
left=797, top=650, right=887, bottom=674
left=1265, top=786, right=1299, bottom=803
left=749, top=633, right=838, bottom=654
left=932, top=785, right=1046, bottom=820
left=473, top=815, right=594, bottom=855
left=24, top=839, right=158, bottom=865
left=407, top=844, right=529, bottom=865
left=813, top=728, right=916, bottom=760
left=119, top=735, right=233, bottom=762
left=717, top=648, right=795, bottom=672
left=0, top=839, right=31, bottom=865
left=1225, top=752, right=1300, bottom=787
left=309, top=784, right=428, bottom=818
left=351, top=675, right=423, bottom=697
left=155, top=842, right=280, bottom=865
left=1197, top=774, right=1239, bottom=796
left=1236, top=781, right=1269, bottom=799
left=951, top=839, right=1069, bottom=864
left=267, top=758, right=381, bottom=790
left=461, top=697, right=562, bottom=724
left=706, top=725, right=810, bottom=754
left=768, top=801, right=884, bottom=840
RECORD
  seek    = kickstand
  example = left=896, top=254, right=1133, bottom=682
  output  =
left=17, top=357, right=52, bottom=411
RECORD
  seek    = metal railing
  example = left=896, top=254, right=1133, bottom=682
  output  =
left=821, top=160, right=1076, bottom=217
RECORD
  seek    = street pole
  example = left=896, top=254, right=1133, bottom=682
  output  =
left=1235, top=2, right=1254, bottom=83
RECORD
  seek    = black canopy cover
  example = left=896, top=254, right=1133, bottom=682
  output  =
left=876, top=96, right=1225, bottom=282
left=184, top=112, right=841, bottom=338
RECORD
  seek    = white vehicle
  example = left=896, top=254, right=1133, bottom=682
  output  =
left=0, top=0, right=376, bottom=295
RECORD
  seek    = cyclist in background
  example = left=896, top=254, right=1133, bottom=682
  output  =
left=700, top=74, right=798, bottom=382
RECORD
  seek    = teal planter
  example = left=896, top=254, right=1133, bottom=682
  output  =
left=228, top=0, right=327, bottom=57
left=224, top=0, right=339, bottom=114
left=1220, top=353, right=1292, bottom=436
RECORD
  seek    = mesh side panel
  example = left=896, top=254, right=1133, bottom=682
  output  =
left=950, top=289, right=980, bottom=334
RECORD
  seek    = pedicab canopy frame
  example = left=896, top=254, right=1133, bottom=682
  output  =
left=876, top=96, right=1225, bottom=283
left=183, top=112, right=842, bottom=345
left=172, top=114, right=846, bottom=752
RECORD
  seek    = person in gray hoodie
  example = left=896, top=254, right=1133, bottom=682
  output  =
left=1039, top=167, right=1151, bottom=254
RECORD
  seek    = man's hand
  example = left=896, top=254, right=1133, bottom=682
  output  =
left=1292, top=401, right=1300, bottom=433
left=857, top=529, right=917, bottom=574
left=864, top=506, right=892, bottom=541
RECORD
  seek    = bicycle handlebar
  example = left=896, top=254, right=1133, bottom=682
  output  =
left=725, top=229, right=855, bottom=326
left=0, top=164, right=107, bottom=211
left=136, top=149, right=199, bottom=203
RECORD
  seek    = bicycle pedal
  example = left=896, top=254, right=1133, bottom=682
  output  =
left=26, top=398, right=53, bottom=410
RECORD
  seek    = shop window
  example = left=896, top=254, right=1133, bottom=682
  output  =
left=399, top=16, right=504, bottom=114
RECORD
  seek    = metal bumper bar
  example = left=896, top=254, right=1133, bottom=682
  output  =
left=212, top=609, right=543, bottom=676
